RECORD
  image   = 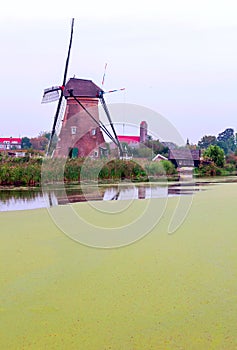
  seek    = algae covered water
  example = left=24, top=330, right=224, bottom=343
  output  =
left=0, top=183, right=237, bottom=349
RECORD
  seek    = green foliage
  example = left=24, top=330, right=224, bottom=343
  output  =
left=216, top=141, right=229, bottom=155
left=217, top=128, right=235, bottom=143
left=203, top=145, right=225, bottom=167
left=195, top=163, right=219, bottom=177
left=120, top=142, right=133, bottom=156
left=145, top=162, right=165, bottom=176
left=144, top=140, right=169, bottom=157
left=198, top=135, right=216, bottom=149
left=64, top=159, right=82, bottom=182
left=98, top=160, right=147, bottom=181
left=216, top=128, right=236, bottom=154
left=21, top=137, right=32, bottom=149
left=160, top=160, right=177, bottom=175
left=145, top=160, right=176, bottom=177
left=226, top=154, right=237, bottom=167
left=223, top=163, right=236, bottom=174
left=198, top=128, right=236, bottom=155
left=132, top=146, right=153, bottom=159
left=0, top=157, right=42, bottom=186
left=195, top=161, right=236, bottom=177
left=30, top=136, right=49, bottom=151
left=39, top=131, right=51, bottom=140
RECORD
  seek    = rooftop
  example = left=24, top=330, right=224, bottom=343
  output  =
left=63, top=78, right=103, bottom=98
left=169, top=149, right=201, bottom=160
left=0, top=138, right=21, bottom=143
left=117, top=135, right=140, bottom=144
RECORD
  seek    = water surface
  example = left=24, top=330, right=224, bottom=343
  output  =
left=1, top=176, right=236, bottom=211
left=0, top=182, right=197, bottom=211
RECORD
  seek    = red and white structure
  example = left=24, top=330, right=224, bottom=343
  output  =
left=113, top=121, right=148, bottom=148
left=0, top=138, right=22, bottom=151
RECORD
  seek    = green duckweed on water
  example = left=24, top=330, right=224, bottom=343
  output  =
left=0, top=183, right=237, bottom=349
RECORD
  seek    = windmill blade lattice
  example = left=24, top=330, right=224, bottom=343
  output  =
left=46, top=18, right=74, bottom=156
left=41, top=86, right=62, bottom=104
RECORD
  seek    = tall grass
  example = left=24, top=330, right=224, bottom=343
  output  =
left=0, top=157, right=177, bottom=186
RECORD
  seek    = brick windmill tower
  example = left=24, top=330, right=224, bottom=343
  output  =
left=54, top=78, right=106, bottom=158
left=42, top=19, right=123, bottom=159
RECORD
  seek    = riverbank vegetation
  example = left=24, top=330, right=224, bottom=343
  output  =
left=1, top=127, right=237, bottom=186
left=195, top=144, right=237, bottom=177
left=1, top=148, right=237, bottom=187
left=0, top=156, right=177, bottom=187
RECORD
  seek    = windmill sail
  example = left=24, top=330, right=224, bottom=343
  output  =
left=47, top=18, right=74, bottom=156
left=101, top=63, right=107, bottom=86
left=41, top=86, right=62, bottom=103
left=54, top=98, right=66, bottom=137
left=99, top=94, right=124, bottom=157
left=43, top=18, right=125, bottom=159
left=104, top=88, right=125, bottom=94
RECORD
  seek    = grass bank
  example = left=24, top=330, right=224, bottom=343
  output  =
left=0, top=158, right=177, bottom=186
left=0, top=183, right=237, bottom=349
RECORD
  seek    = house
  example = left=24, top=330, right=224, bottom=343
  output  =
left=0, top=137, right=22, bottom=151
left=168, top=149, right=201, bottom=168
left=152, top=154, right=168, bottom=162
left=7, top=150, right=26, bottom=157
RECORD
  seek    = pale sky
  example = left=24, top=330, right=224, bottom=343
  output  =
left=0, top=1, right=237, bottom=144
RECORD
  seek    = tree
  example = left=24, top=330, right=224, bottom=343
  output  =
left=144, top=139, right=169, bottom=157
left=217, top=128, right=234, bottom=142
left=120, top=142, right=133, bottom=156
left=30, top=136, right=49, bottom=151
left=216, top=140, right=228, bottom=155
left=21, top=137, right=32, bottom=149
left=217, top=128, right=236, bottom=154
left=39, top=131, right=51, bottom=140
left=203, top=145, right=225, bottom=167
left=133, top=146, right=153, bottom=159
left=198, top=135, right=216, bottom=149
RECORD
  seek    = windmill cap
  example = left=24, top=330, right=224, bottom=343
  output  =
left=63, top=78, right=103, bottom=98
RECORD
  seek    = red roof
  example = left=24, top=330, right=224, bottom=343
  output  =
left=117, top=135, right=140, bottom=144
left=0, top=138, right=21, bottom=143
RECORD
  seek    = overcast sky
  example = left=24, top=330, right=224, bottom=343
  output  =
left=1, top=1, right=237, bottom=144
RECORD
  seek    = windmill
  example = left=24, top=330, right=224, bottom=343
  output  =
left=42, top=19, right=125, bottom=158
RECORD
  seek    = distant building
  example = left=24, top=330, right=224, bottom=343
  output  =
left=117, top=135, right=140, bottom=147
left=152, top=154, right=168, bottom=162
left=7, top=150, right=26, bottom=158
left=168, top=149, right=201, bottom=168
left=0, top=137, right=22, bottom=151
left=112, top=121, right=149, bottom=149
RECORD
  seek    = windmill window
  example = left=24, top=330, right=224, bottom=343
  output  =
left=91, top=128, right=96, bottom=136
left=71, top=126, right=77, bottom=135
